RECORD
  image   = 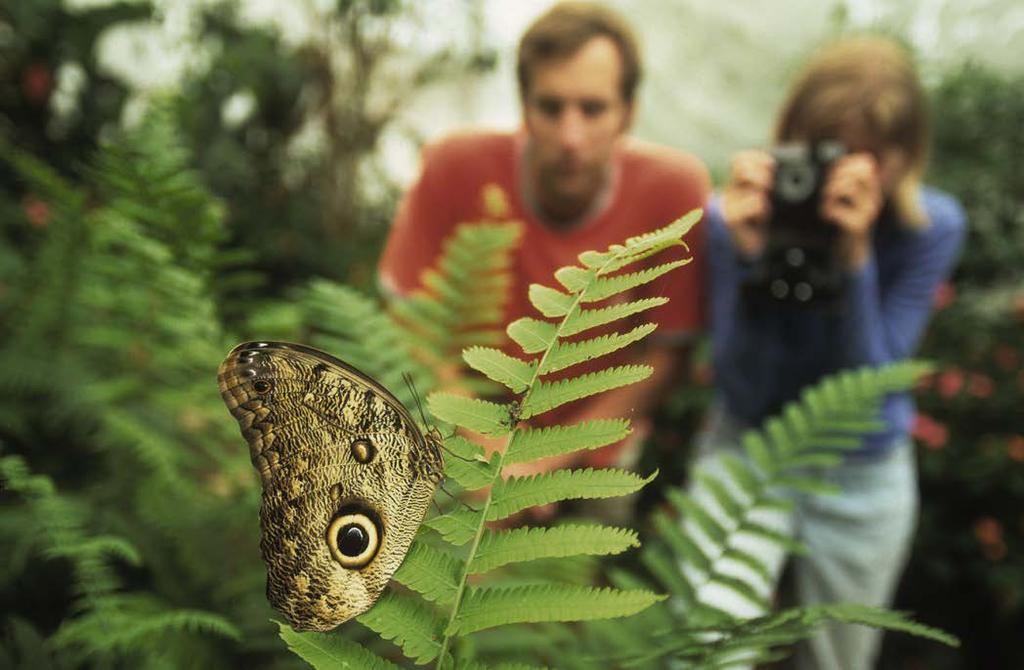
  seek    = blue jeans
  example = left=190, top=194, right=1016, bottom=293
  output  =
left=686, top=405, right=919, bottom=670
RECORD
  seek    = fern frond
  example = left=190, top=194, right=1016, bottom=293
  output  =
left=357, top=592, right=443, bottom=664
left=463, top=347, right=537, bottom=393
left=276, top=622, right=400, bottom=670
left=451, top=585, right=665, bottom=635
left=423, top=509, right=478, bottom=546
left=427, top=394, right=513, bottom=435
left=301, top=280, right=433, bottom=408
left=393, top=541, right=463, bottom=606
left=408, top=214, right=702, bottom=667
left=444, top=454, right=498, bottom=493
left=611, top=361, right=949, bottom=667
left=633, top=603, right=957, bottom=667
left=528, top=284, right=577, bottom=318
left=469, top=524, right=639, bottom=574
left=581, top=260, right=690, bottom=303
left=539, top=324, right=656, bottom=375
left=504, top=419, right=630, bottom=465
left=487, top=469, right=657, bottom=522
left=392, top=221, right=521, bottom=359
left=520, top=365, right=652, bottom=419
left=506, top=317, right=558, bottom=354
left=559, top=297, right=668, bottom=337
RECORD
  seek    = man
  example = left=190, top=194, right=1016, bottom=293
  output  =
left=379, top=2, right=709, bottom=501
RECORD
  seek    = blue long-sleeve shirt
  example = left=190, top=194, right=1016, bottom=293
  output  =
left=706, top=187, right=966, bottom=455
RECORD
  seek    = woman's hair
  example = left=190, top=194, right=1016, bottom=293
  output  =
left=517, top=1, right=641, bottom=104
left=775, top=35, right=929, bottom=227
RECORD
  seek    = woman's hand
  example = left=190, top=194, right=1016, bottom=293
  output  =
left=820, top=153, right=883, bottom=270
left=721, top=150, right=775, bottom=259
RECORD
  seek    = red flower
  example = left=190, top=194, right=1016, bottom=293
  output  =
left=937, top=368, right=964, bottom=399
left=22, top=63, right=53, bottom=104
left=932, top=281, right=956, bottom=310
left=974, top=517, right=1007, bottom=562
left=912, top=413, right=948, bottom=450
left=22, top=196, right=50, bottom=228
left=974, top=517, right=1003, bottom=545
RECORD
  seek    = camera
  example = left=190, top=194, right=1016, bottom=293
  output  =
left=742, top=141, right=846, bottom=309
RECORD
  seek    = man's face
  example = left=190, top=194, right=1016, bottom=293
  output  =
left=523, top=35, right=633, bottom=218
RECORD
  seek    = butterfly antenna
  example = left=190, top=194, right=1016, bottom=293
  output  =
left=437, top=482, right=481, bottom=514
left=403, top=372, right=431, bottom=428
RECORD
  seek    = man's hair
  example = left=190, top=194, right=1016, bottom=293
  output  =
left=775, top=35, right=929, bottom=227
left=517, top=1, right=642, bottom=103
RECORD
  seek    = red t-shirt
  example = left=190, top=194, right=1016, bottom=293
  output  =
left=379, top=130, right=709, bottom=463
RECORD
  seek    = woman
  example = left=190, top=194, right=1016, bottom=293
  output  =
left=701, top=36, right=965, bottom=669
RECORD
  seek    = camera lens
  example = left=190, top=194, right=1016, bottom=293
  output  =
left=770, top=279, right=790, bottom=299
left=776, top=163, right=816, bottom=203
left=785, top=248, right=806, bottom=267
left=794, top=282, right=814, bottom=302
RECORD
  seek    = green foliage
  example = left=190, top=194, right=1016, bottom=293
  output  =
left=0, top=110, right=298, bottom=667
left=556, top=363, right=957, bottom=668
left=279, top=218, right=522, bottom=411
left=887, top=62, right=1024, bottom=667
left=280, top=210, right=703, bottom=669
left=0, top=456, right=240, bottom=668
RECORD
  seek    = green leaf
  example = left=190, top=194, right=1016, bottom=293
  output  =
left=504, top=419, right=630, bottom=465
left=708, top=573, right=770, bottom=611
left=520, top=365, right=652, bottom=420
left=356, top=592, right=443, bottom=664
left=276, top=621, right=400, bottom=670
left=529, top=284, right=577, bottom=318
left=539, top=324, right=656, bottom=375
left=652, top=509, right=710, bottom=573
left=427, top=392, right=512, bottom=436
left=424, top=508, right=478, bottom=546
left=578, top=250, right=614, bottom=268
left=582, top=260, right=689, bottom=303
left=667, top=489, right=728, bottom=546
left=469, top=524, right=639, bottom=574
left=554, top=266, right=594, bottom=292
left=463, top=347, right=537, bottom=393
left=742, top=432, right=774, bottom=475
left=640, top=544, right=696, bottom=601
left=488, top=469, right=657, bottom=521
left=507, top=317, right=557, bottom=354
left=775, top=476, right=842, bottom=496
left=600, top=210, right=702, bottom=274
left=444, top=447, right=498, bottom=492
left=560, top=297, right=668, bottom=337
left=451, top=585, right=665, bottom=635
left=808, top=603, right=959, bottom=647
left=393, top=541, right=463, bottom=605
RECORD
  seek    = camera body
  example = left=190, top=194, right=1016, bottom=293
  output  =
left=742, top=141, right=846, bottom=308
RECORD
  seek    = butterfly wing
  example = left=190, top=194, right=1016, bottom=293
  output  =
left=217, top=341, right=443, bottom=631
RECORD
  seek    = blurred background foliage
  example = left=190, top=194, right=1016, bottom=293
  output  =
left=0, top=0, right=1021, bottom=667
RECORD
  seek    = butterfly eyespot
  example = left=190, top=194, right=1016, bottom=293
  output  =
left=350, top=438, right=376, bottom=464
left=326, top=511, right=380, bottom=569
left=253, top=380, right=273, bottom=394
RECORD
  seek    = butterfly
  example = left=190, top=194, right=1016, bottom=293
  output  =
left=217, top=341, right=444, bottom=631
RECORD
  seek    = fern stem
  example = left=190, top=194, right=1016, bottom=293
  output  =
left=432, top=224, right=693, bottom=667
left=435, top=449, right=503, bottom=669
left=433, top=267, right=596, bottom=668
